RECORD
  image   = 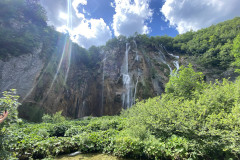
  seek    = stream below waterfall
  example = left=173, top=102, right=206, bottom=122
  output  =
left=56, top=153, right=131, bottom=160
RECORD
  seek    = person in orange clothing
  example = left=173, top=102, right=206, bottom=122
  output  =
left=0, top=111, right=8, bottom=123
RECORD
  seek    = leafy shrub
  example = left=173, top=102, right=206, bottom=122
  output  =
left=143, top=137, right=166, bottom=159
left=32, top=137, right=76, bottom=159
left=0, top=89, right=22, bottom=158
left=42, top=111, right=66, bottom=123
left=121, top=76, right=240, bottom=159
left=113, top=136, right=143, bottom=158
left=165, top=64, right=206, bottom=99
left=64, top=126, right=85, bottom=137
left=2, top=73, right=240, bottom=159
left=42, top=114, right=52, bottom=123
left=0, top=89, right=21, bottom=125
left=231, top=34, right=240, bottom=73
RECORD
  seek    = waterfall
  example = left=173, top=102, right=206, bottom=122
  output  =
left=173, top=60, right=179, bottom=71
left=162, top=46, right=180, bottom=72
left=82, top=100, right=86, bottom=117
left=133, top=40, right=140, bottom=104
left=101, top=53, right=106, bottom=115
left=158, top=48, right=173, bottom=74
left=133, top=40, right=139, bottom=61
left=121, top=43, right=132, bottom=109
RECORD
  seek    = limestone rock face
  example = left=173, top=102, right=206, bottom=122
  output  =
left=0, top=46, right=44, bottom=98
left=0, top=38, right=180, bottom=122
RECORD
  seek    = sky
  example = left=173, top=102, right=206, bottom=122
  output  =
left=39, top=0, right=240, bottom=49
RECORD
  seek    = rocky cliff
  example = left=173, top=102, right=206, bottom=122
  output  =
left=2, top=35, right=179, bottom=122
left=0, top=0, right=238, bottom=121
left=1, top=33, right=237, bottom=122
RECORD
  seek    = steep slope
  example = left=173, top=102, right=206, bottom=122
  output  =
left=171, top=17, right=240, bottom=81
left=0, top=0, right=239, bottom=121
left=20, top=35, right=179, bottom=121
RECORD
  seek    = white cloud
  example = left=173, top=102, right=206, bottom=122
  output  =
left=40, top=0, right=112, bottom=48
left=161, top=0, right=240, bottom=34
left=72, top=0, right=87, bottom=18
left=72, top=18, right=112, bottom=48
left=110, top=2, right=115, bottom=8
left=112, top=0, right=153, bottom=37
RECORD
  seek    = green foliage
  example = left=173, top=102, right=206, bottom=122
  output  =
left=0, top=89, right=21, bottom=125
left=121, top=76, right=240, bottom=159
left=113, top=136, right=143, bottom=158
left=0, top=89, right=21, bottom=158
left=105, top=35, right=127, bottom=50
left=42, top=111, right=66, bottom=123
left=0, top=0, right=48, bottom=60
left=171, top=17, right=240, bottom=69
left=3, top=75, right=240, bottom=159
left=231, top=34, right=240, bottom=72
left=2, top=116, right=122, bottom=159
left=1, top=1, right=240, bottom=159
left=165, top=64, right=206, bottom=99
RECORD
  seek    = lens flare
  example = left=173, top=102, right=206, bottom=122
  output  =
left=46, top=0, right=73, bottom=96
left=23, top=0, right=73, bottom=102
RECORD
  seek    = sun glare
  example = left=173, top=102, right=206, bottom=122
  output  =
left=59, top=12, right=68, bottom=20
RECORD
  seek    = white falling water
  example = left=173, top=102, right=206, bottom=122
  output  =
left=133, top=40, right=139, bottom=61
left=173, top=60, right=180, bottom=71
left=133, top=40, right=140, bottom=104
left=163, top=45, right=180, bottom=72
left=158, top=48, right=173, bottom=74
left=121, top=43, right=132, bottom=109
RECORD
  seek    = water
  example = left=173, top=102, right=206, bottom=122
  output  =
left=121, top=43, right=132, bottom=109
left=133, top=40, right=140, bottom=104
left=56, top=153, right=129, bottom=160
left=133, top=40, right=139, bottom=61
left=173, top=60, right=179, bottom=71
left=162, top=45, right=180, bottom=72
left=157, top=49, right=173, bottom=74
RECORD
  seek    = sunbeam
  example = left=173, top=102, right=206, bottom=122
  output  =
left=23, top=0, right=74, bottom=103
left=46, top=0, right=73, bottom=93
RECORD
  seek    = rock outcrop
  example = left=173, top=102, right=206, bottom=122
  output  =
left=0, top=36, right=180, bottom=121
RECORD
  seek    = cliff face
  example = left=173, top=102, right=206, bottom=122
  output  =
left=0, top=34, right=237, bottom=122
left=0, top=1, right=238, bottom=122
left=0, top=46, right=44, bottom=99
left=0, top=35, right=180, bottom=121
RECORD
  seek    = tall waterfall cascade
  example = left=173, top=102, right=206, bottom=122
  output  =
left=157, top=47, right=173, bottom=74
left=120, top=40, right=142, bottom=109
left=121, top=43, right=132, bottom=109
left=133, top=40, right=139, bottom=61
left=133, top=40, right=140, bottom=105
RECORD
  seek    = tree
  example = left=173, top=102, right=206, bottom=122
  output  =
left=165, top=64, right=206, bottom=99
left=231, top=34, right=240, bottom=73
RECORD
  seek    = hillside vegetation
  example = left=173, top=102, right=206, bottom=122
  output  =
left=1, top=65, right=240, bottom=159
left=1, top=0, right=240, bottom=74
left=1, top=0, right=240, bottom=159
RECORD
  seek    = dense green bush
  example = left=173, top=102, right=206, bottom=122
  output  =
left=42, top=111, right=66, bottom=123
left=0, top=89, right=22, bottom=159
left=165, top=64, right=206, bottom=99
left=231, top=34, right=240, bottom=72
left=1, top=1, right=240, bottom=158
left=2, top=71, right=240, bottom=159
